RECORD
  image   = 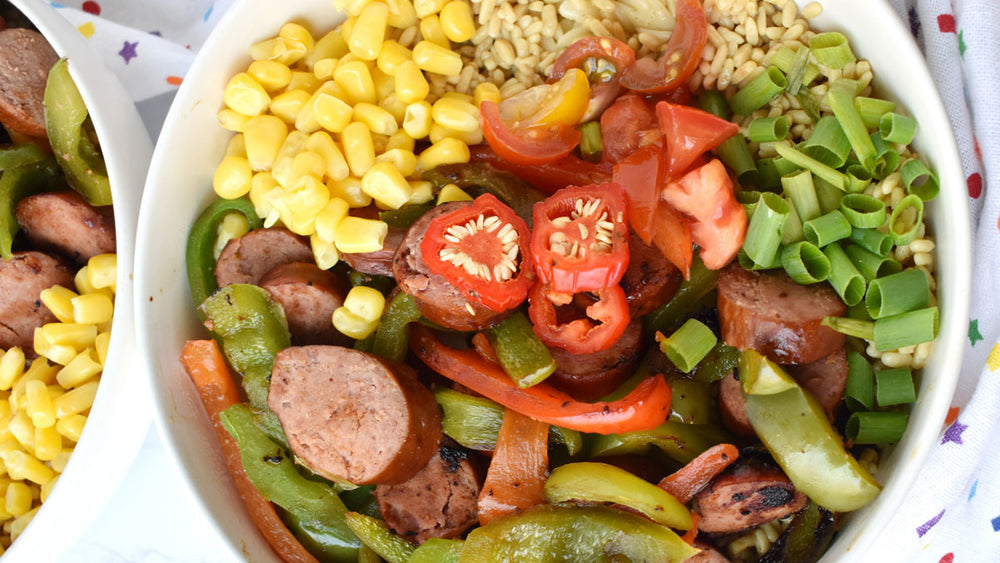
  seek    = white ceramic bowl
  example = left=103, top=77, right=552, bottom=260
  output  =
left=2, top=0, right=153, bottom=561
left=135, top=0, right=970, bottom=560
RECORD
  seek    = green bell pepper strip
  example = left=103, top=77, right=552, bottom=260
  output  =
left=760, top=501, right=835, bottom=563
left=588, top=420, right=731, bottom=465
left=740, top=350, right=881, bottom=512
left=0, top=159, right=67, bottom=259
left=485, top=311, right=556, bottom=388
left=0, top=144, right=48, bottom=170
left=459, top=504, right=699, bottom=563
left=371, top=291, right=423, bottom=362
left=644, top=254, right=719, bottom=334
left=200, top=284, right=291, bottom=410
left=343, top=512, right=415, bottom=563
left=410, top=538, right=463, bottom=563
left=691, top=342, right=740, bottom=385
left=422, top=162, right=545, bottom=228
left=667, top=378, right=715, bottom=425
left=219, top=404, right=360, bottom=562
left=44, top=58, right=111, bottom=206
left=186, top=198, right=263, bottom=308
left=379, top=203, right=435, bottom=228
left=543, top=462, right=692, bottom=530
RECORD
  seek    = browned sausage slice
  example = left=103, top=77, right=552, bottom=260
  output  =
left=548, top=319, right=643, bottom=402
left=717, top=372, right=755, bottom=440
left=786, top=348, right=848, bottom=423
left=0, top=251, right=74, bottom=352
left=717, top=264, right=846, bottom=365
left=268, top=345, right=442, bottom=486
left=16, top=191, right=116, bottom=263
left=342, top=227, right=404, bottom=278
left=258, top=262, right=349, bottom=346
left=393, top=203, right=510, bottom=332
left=375, top=442, right=480, bottom=543
left=0, top=28, right=59, bottom=138
left=214, top=227, right=313, bottom=287
left=620, top=234, right=681, bottom=317
left=685, top=543, right=731, bottom=563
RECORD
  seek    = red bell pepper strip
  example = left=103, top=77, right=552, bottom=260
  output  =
left=409, top=324, right=671, bottom=434
left=658, top=443, right=740, bottom=504
left=527, top=282, right=630, bottom=354
left=655, top=101, right=739, bottom=178
left=478, top=408, right=550, bottom=526
left=470, top=144, right=613, bottom=196
left=620, top=0, right=708, bottom=94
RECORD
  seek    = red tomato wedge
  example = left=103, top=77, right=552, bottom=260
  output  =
left=620, top=0, right=708, bottom=93
left=470, top=145, right=613, bottom=195
left=601, top=94, right=661, bottom=164
left=613, top=140, right=665, bottom=245
left=527, top=282, right=630, bottom=354
left=651, top=200, right=694, bottom=279
left=656, top=101, right=739, bottom=178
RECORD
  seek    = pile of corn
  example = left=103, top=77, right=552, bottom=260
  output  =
left=214, top=0, right=499, bottom=271
left=0, top=254, right=115, bottom=551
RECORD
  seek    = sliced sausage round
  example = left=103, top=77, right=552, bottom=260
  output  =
left=16, top=191, right=116, bottom=263
left=0, top=251, right=74, bottom=353
left=717, top=264, right=846, bottom=365
left=786, top=348, right=848, bottom=423
left=547, top=319, right=643, bottom=402
left=258, top=262, right=349, bottom=346
left=717, top=371, right=755, bottom=440
left=0, top=28, right=59, bottom=138
left=375, top=442, right=481, bottom=543
left=393, top=202, right=510, bottom=332
left=342, top=226, right=404, bottom=278
left=214, top=227, right=313, bottom=287
left=686, top=543, right=731, bottom=563
left=620, top=234, right=681, bottom=317
left=268, top=345, right=442, bottom=486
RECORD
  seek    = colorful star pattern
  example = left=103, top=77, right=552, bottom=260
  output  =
left=118, top=40, right=139, bottom=64
left=941, top=422, right=968, bottom=445
left=968, top=319, right=983, bottom=346
left=918, top=510, right=946, bottom=538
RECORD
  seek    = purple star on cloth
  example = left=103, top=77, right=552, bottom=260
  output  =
left=917, top=509, right=946, bottom=538
left=941, top=422, right=968, bottom=445
left=118, top=41, right=139, bottom=64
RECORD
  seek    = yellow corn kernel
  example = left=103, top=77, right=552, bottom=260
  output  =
left=342, top=122, right=377, bottom=177
left=349, top=2, right=389, bottom=61
left=378, top=93, right=408, bottom=124
left=394, top=61, right=430, bottom=104
left=53, top=381, right=98, bottom=419
left=286, top=70, right=322, bottom=94
left=437, top=183, right=474, bottom=204
left=408, top=180, right=435, bottom=204
left=313, top=92, right=355, bottom=134
left=269, top=89, right=311, bottom=124
left=332, top=286, right=386, bottom=339
left=375, top=148, right=418, bottom=178
left=271, top=132, right=316, bottom=186
left=55, top=414, right=86, bottom=443
left=305, top=234, right=338, bottom=274
left=326, top=177, right=373, bottom=208
left=314, top=198, right=351, bottom=243
left=277, top=177, right=330, bottom=236
left=25, top=380, right=55, bottom=430
left=39, top=286, right=76, bottom=324
left=372, top=68, right=396, bottom=104
left=474, top=82, right=502, bottom=107
left=0, top=348, right=25, bottom=392
left=10, top=506, right=38, bottom=542
left=412, top=40, right=463, bottom=77
left=8, top=411, right=34, bottom=452
left=0, top=440, right=19, bottom=459
left=419, top=15, right=450, bottom=48
left=11, top=359, right=55, bottom=400
left=308, top=132, right=351, bottom=182
left=213, top=156, right=253, bottom=199
left=386, top=0, right=418, bottom=28
left=280, top=22, right=315, bottom=52
left=334, top=60, right=377, bottom=105
left=5, top=483, right=31, bottom=517
left=40, top=475, right=58, bottom=503
left=304, top=29, right=350, bottom=69
left=386, top=130, right=416, bottom=152
left=3, top=450, right=52, bottom=485
left=71, top=267, right=98, bottom=298
left=371, top=133, right=390, bottom=155
left=416, top=137, right=470, bottom=171
left=50, top=451, right=72, bottom=474
left=33, top=426, right=61, bottom=461
left=226, top=133, right=247, bottom=158
left=37, top=324, right=97, bottom=354
left=403, top=100, right=433, bottom=138
left=376, top=41, right=412, bottom=76
left=31, top=332, right=74, bottom=367
left=224, top=73, right=271, bottom=117
left=94, top=331, right=110, bottom=367
left=297, top=82, right=348, bottom=133
left=71, top=293, right=113, bottom=326
left=362, top=162, right=413, bottom=209
left=217, top=108, right=251, bottom=132
left=214, top=211, right=250, bottom=260
left=337, top=0, right=370, bottom=17
left=250, top=172, right=281, bottom=222
left=250, top=37, right=306, bottom=66
left=429, top=122, right=483, bottom=146
left=431, top=96, right=480, bottom=133
left=440, top=91, right=474, bottom=103
left=247, top=60, right=292, bottom=92
left=336, top=52, right=363, bottom=71
left=414, top=0, right=448, bottom=18
left=353, top=103, right=399, bottom=136
left=439, top=1, right=475, bottom=43
left=334, top=217, right=388, bottom=254
left=313, top=58, right=339, bottom=81
left=87, top=254, right=117, bottom=292
left=244, top=115, right=289, bottom=171
left=56, top=349, right=102, bottom=389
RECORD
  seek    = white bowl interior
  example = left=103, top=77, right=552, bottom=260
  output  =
left=135, top=0, right=970, bottom=560
left=3, top=1, right=154, bottom=561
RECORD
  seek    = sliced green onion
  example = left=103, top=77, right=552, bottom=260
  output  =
left=901, top=158, right=940, bottom=201
left=730, top=66, right=787, bottom=116
left=888, top=194, right=924, bottom=246
left=697, top=90, right=729, bottom=119
left=814, top=177, right=846, bottom=214
left=579, top=121, right=603, bottom=163
left=825, top=79, right=878, bottom=174
left=803, top=210, right=852, bottom=247
left=742, top=191, right=790, bottom=268
left=737, top=190, right=762, bottom=219
left=848, top=300, right=874, bottom=321
left=719, top=134, right=759, bottom=186
left=781, top=202, right=805, bottom=245
left=843, top=243, right=902, bottom=281
left=873, top=306, right=939, bottom=351
left=823, top=243, right=866, bottom=306
left=846, top=411, right=909, bottom=444
left=848, top=228, right=893, bottom=257
left=855, top=97, right=896, bottom=130
left=781, top=241, right=831, bottom=284
left=756, top=158, right=781, bottom=190
left=875, top=367, right=916, bottom=407
left=846, top=165, right=872, bottom=193
left=869, top=132, right=900, bottom=180
left=822, top=316, right=874, bottom=340
left=782, top=169, right=821, bottom=222
left=748, top=116, right=790, bottom=143
left=878, top=112, right=918, bottom=145
left=865, top=268, right=930, bottom=319
left=773, top=155, right=801, bottom=177
left=738, top=248, right=781, bottom=271
left=770, top=46, right=821, bottom=92
left=795, top=89, right=822, bottom=123
left=774, top=142, right=849, bottom=191
left=801, top=115, right=851, bottom=168
left=486, top=311, right=557, bottom=388
left=809, top=32, right=857, bottom=68
left=840, top=194, right=886, bottom=228
left=658, top=319, right=718, bottom=373
left=845, top=352, right=875, bottom=412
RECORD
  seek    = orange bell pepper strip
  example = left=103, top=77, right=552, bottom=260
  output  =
left=657, top=443, right=740, bottom=504
left=409, top=325, right=671, bottom=434
left=478, top=409, right=550, bottom=526
left=180, top=339, right=319, bottom=563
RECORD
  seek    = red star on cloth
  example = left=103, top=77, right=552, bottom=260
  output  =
left=938, top=14, right=956, bottom=33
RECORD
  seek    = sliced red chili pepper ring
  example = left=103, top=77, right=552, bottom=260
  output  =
left=420, top=193, right=532, bottom=313
left=531, top=182, right=631, bottom=293
left=528, top=281, right=630, bottom=355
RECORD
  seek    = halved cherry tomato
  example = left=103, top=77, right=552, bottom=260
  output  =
left=601, top=94, right=661, bottom=164
left=481, top=100, right=581, bottom=166
left=531, top=183, right=630, bottom=293
left=420, top=193, right=532, bottom=312
left=620, top=0, right=708, bottom=93
left=656, top=101, right=739, bottom=177
left=613, top=139, right=666, bottom=244
left=470, top=145, right=613, bottom=195
left=500, top=68, right=591, bottom=127
left=528, top=282, right=630, bottom=354
left=662, top=158, right=747, bottom=270
left=550, top=36, right=637, bottom=122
